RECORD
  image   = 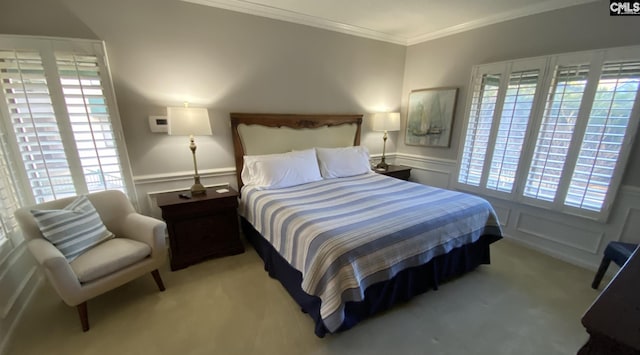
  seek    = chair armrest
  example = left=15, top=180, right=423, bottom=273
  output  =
left=27, top=238, right=69, bottom=270
left=120, top=213, right=167, bottom=259
left=27, top=239, right=83, bottom=305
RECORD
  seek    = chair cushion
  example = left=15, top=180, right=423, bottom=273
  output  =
left=31, top=195, right=114, bottom=262
left=70, top=238, right=151, bottom=283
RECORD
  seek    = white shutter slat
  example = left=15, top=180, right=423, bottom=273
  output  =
left=524, top=64, right=589, bottom=202
left=458, top=73, right=501, bottom=186
left=565, top=60, right=640, bottom=211
left=0, top=50, right=76, bottom=203
left=487, top=69, right=539, bottom=193
left=457, top=47, right=640, bottom=220
left=55, top=52, right=126, bottom=193
left=0, top=38, right=133, bottom=230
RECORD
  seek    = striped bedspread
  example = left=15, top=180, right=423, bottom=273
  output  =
left=240, top=173, right=502, bottom=332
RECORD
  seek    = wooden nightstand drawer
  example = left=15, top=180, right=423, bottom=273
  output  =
left=157, top=187, right=244, bottom=271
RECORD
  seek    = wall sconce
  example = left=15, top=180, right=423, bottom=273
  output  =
left=167, top=104, right=212, bottom=196
left=372, top=112, right=400, bottom=171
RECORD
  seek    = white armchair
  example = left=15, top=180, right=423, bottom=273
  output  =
left=15, top=190, right=167, bottom=331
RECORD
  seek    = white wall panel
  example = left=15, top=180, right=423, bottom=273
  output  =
left=394, top=153, right=640, bottom=270
left=133, top=167, right=236, bottom=218
left=0, top=243, right=41, bottom=355
left=617, top=186, right=640, bottom=244
left=492, top=206, right=510, bottom=227
left=515, top=213, right=603, bottom=254
left=394, top=153, right=455, bottom=189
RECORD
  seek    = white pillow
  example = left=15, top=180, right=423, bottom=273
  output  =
left=241, top=149, right=322, bottom=189
left=316, top=146, right=371, bottom=178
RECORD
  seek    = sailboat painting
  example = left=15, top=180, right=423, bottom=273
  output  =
left=405, top=87, right=457, bottom=147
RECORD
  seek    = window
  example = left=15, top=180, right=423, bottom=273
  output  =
left=457, top=47, right=640, bottom=221
left=458, top=73, right=501, bottom=187
left=524, top=64, right=589, bottom=203
left=0, top=35, right=134, bottom=243
left=564, top=61, right=640, bottom=211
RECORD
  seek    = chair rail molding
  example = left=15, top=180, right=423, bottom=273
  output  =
left=133, top=167, right=236, bottom=185
left=133, top=167, right=237, bottom=217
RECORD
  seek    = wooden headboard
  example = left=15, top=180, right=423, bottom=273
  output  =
left=230, top=113, right=363, bottom=190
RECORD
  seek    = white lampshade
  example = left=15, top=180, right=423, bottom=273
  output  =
left=167, top=106, right=212, bottom=136
left=372, top=112, right=400, bottom=132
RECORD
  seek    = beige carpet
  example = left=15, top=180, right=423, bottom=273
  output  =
left=5, top=238, right=604, bottom=355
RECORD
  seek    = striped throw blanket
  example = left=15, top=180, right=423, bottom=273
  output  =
left=240, top=173, right=502, bottom=332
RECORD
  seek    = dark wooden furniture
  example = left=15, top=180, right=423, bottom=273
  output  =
left=156, top=187, right=244, bottom=271
left=591, top=241, right=638, bottom=289
left=374, top=164, right=411, bottom=181
left=579, top=245, right=640, bottom=354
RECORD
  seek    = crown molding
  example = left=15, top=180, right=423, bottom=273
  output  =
left=182, top=0, right=598, bottom=46
left=406, top=0, right=598, bottom=45
left=181, top=0, right=407, bottom=45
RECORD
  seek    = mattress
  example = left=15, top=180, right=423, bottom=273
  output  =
left=239, top=173, right=502, bottom=333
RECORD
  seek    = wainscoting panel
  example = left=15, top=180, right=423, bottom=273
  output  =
left=0, top=242, right=42, bottom=355
left=515, top=213, right=603, bottom=253
left=133, top=167, right=237, bottom=218
left=393, top=153, right=456, bottom=189
left=492, top=206, right=510, bottom=228
left=393, top=152, right=640, bottom=270
left=618, top=187, right=640, bottom=244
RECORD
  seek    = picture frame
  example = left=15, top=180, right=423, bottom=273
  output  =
left=405, top=87, right=458, bottom=147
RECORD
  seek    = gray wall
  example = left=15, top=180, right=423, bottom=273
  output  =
left=399, top=1, right=640, bottom=187
left=0, top=0, right=406, bottom=177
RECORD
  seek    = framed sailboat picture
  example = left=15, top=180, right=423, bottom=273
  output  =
left=405, top=87, right=457, bottom=147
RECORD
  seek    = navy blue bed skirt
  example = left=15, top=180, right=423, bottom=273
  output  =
left=241, top=217, right=502, bottom=337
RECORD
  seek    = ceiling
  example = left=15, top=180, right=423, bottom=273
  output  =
left=182, top=0, right=597, bottom=45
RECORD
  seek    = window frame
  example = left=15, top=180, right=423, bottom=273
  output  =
left=0, top=35, right=137, bottom=244
left=455, top=45, right=640, bottom=222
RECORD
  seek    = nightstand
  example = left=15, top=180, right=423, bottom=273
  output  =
left=156, top=187, right=244, bottom=271
left=374, top=164, right=411, bottom=181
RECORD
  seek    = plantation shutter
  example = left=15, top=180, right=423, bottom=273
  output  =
left=486, top=70, right=539, bottom=193
left=0, top=49, right=76, bottom=203
left=56, top=53, right=126, bottom=193
left=459, top=67, right=541, bottom=194
left=0, top=36, right=135, bottom=220
left=524, top=64, right=590, bottom=202
left=458, top=73, right=501, bottom=186
left=456, top=46, right=640, bottom=221
left=564, top=60, right=640, bottom=211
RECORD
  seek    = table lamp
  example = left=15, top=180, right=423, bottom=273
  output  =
left=167, top=104, right=212, bottom=196
left=372, top=112, right=400, bottom=170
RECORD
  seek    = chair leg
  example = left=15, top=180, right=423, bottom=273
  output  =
left=591, top=257, right=611, bottom=289
left=151, top=269, right=166, bottom=292
left=77, top=302, right=89, bottom=332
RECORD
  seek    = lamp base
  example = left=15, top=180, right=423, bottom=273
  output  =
left=190, top=175, right=206, bottom=196
left=375, top=160, right=389, bottom=171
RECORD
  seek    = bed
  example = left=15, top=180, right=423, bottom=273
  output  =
left=231, top=113, right=502, bottom=337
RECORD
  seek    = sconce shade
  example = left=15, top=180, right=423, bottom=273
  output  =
left=372, top=112, right=400, bottom=132
left=167, top=107, right=212, bottom=136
